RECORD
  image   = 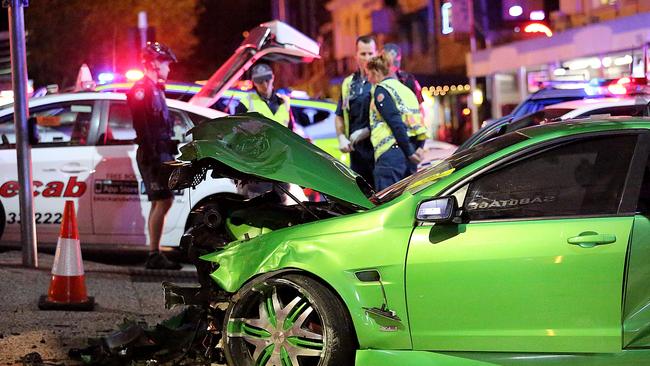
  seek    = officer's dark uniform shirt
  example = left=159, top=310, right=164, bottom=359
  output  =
left=126, top=76, right=173, bottom=154
left=336, top=71, right=375, bottom=188
left=234, top=89, right=285, bottom=114
left=335, top=71, right=373, bottom=137
left=374, top=82, right=414, bottom=158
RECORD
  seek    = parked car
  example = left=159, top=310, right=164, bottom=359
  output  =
left=96, top=81, right=344, bottom=162
left=166, top=114, right=650, bottom=365
left=0, top=92, right=235, bottom=248
left=461, top=95, right=650, bottom=150
left=459, top=77, right=649, bottom=151
left=1, top=20, right=323, bottom=249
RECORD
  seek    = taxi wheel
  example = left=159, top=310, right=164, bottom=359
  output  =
left=223, top=274, right=356, bottom=366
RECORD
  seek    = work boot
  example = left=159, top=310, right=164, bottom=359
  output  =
left=145, top=252, right=182, bottom=270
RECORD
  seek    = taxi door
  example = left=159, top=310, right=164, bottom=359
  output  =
left=91, top=99, right=191, bottom=241
left=0, top=101, right=97, bottom=242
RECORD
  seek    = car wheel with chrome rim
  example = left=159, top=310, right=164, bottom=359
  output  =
left=223, top=274, right=356, bottom=366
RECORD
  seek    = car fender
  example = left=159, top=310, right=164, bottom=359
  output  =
left=201, top=194, right=419, bottom=350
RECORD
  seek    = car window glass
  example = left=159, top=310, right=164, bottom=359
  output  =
left=293, top=106, right=332, bottom=127
left=30, top=102, right=93, bottom=146
left=103, top=102, right=191, bottom=145
left=463, top=135, right=637, bottom=221
left=170, top=110, right=191, bottom=143
left=637, top=161, right=650, bottom=215
left=212, top=96, right=241, bottom=114
left=0, top=113, right=15, bottom=149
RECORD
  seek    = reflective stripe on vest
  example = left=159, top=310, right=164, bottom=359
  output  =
left=341, top=74, right=354, bottom=137
left=240, top=92, right=290, bottom=127
left=370, top=84, right=397, bottom=161
left=378, top=79, right=427, bottom=139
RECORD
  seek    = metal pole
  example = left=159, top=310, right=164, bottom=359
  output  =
left=468, top=0, right=479, bottom=133
left=4, top=0, right=37, bottom=268
left=138, top=11, right=147, bottom=50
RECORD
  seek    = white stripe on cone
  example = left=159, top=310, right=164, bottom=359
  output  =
left=51, top=237, right=85, bottom=276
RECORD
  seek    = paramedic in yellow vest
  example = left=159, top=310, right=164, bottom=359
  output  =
left=335, top=35, right=377, bottom=189
left=235, top=63, right=291, bottom=127
left=366, top=54, right=424, bottom=191
left=383, top=43, right=428, bottom=175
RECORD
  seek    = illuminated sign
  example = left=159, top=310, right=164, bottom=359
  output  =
left=442, top=2, right=453, bottom=35
left=524, top=22, right=553, bottom=37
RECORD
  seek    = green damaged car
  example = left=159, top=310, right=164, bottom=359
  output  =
left=166, top=113, right=650, bottom=365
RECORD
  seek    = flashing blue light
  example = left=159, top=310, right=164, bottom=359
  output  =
left=98, top=72, right=115, bottom=84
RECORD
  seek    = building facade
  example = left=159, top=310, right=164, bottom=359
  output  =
left=326, top=0, right=473, bottom=143
left=469, top=0, right=650, bottom=120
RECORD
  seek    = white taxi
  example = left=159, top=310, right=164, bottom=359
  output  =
left=0, top=92, right=235, bottom=248
left=1, top=20, right=322, bottom=248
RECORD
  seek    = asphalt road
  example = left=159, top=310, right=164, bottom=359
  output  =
left=0, top=250, right=196, bottom=365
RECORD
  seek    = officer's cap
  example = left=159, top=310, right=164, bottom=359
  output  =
left=142, top=42, right=177, bottom=64
left=251, top=64, right=274, bottom=83
left=383, top=43, right=402, bottom=58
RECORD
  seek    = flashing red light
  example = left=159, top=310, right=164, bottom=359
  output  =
left=125, top=69, right=144, bottom=81
left=524, top=23, right=553, bottom=37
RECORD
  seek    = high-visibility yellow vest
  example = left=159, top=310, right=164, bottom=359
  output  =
left=340, top=74, right=354, bottom=137
left=378, top=78, right=427, bottom=139
left=370, top=78, right=426, bottom=160
left=240, top=91, right=290, bottom=127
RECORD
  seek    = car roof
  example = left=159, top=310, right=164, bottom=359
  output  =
left=519, top=116, right=650, bottom=138
left=97, top=82, right=337, bottom=111
left=548, top=97, right=643, bottom=110
left=527, top=87, right=588, bottom=100
left=547, top=97, right=649, bottom=120
left=0, top=92, right=226, bottom=118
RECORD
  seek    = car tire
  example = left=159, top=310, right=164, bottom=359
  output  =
left=223, top=273, right=356, bottom=366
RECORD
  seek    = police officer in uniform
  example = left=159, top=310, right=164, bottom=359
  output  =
left=127, top=41, right=181, bottom=270
left=235, top=63, right=297, bottom=201
left=366, top=54, right=424, bottom=191
left=335, top=35, right=377, bottom=189
left=383, top=43, right=428, bottom=174
left=235, top=63, right=291, bottom=127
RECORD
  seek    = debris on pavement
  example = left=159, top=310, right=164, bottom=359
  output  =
left=68, top=307, right=220, bottom=365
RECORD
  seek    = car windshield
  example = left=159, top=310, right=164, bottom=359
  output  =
left=375, top=131, right=529, bottom=203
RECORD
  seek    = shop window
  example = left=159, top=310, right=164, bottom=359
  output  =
left=463, top=135, right=637, bottom=221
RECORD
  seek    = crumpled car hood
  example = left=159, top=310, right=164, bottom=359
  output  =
left=179, top=113, right=374, bottom=209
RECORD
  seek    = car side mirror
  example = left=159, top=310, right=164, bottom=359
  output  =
left=416, top=196, right=458, bottom=223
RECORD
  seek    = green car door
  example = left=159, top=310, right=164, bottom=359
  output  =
left=406, top=133, right=646, bottom=354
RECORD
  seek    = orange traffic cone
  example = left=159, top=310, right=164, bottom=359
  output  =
left=38, top=200, right=94, bottom=311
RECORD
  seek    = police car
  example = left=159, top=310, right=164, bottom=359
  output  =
left=0, top=92, right=236, bottom=248
left=96, top=81, right=343, bottom=161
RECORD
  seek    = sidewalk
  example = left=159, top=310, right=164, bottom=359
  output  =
left=0, top=251, right=191, bottom=365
